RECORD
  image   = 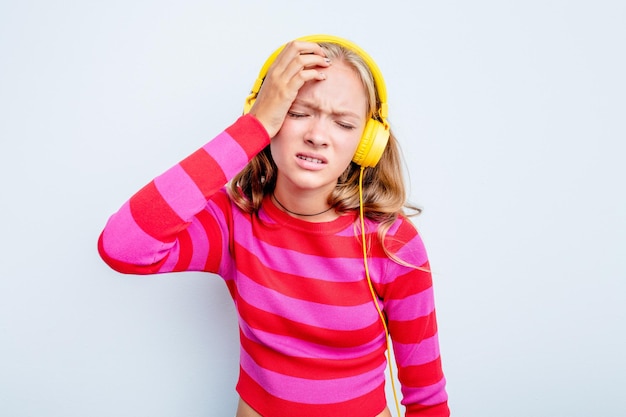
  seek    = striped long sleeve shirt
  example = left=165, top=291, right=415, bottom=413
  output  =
left=98, top=114, right=449, bottom=417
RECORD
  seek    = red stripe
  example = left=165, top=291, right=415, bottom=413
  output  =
left=405, top=401, right=450, bottom=417
left=384, top=217, right=419, bottom=253
left=240, top=331, right=386, bottom=380
left=225, top=114, right=270, bottom=157
left=172, top=229, right=192, bottom=272
left=379, top=261, right=432, bottom=298
left=129, top=181, right=183, bottom=241
left=398, top=357, right=445, bottom=388
left=389, top=310, right=438, bottom=344
left=237, top=295, right=382, bottom=347
left=234, top=242, right=373, bottom=306
left=194, top=209, right=223, bottom=273
left=253, top=206, right=391, bottom=258
left=179, top=149, right=226, bottom=197
left=277, top=230, right=387, bottom=259
left=224, top=279, right=236, bottom=298
left=252, top=226, right=373, bottom=257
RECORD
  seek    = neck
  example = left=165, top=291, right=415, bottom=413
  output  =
left=272, top=193, right=334, bottom=218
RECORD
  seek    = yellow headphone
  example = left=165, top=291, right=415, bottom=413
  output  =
left=243, top=34, right=390, bottom=168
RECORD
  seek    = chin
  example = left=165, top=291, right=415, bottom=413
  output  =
left=290, top=178, right=336, bottom=193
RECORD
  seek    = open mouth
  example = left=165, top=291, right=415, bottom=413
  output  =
left=297, top=154, right=325, bottom=164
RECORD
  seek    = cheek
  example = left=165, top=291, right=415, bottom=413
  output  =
left=269, top=121, right=296, bottom=154
left=334, top=135, right=362, bottom=171
left=269, top=139, right=281, bottom=163
left=343, top=131, right=363, bottom=157
left=269, top=133, right=293, bottom=170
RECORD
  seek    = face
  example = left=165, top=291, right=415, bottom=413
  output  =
left=270, top=61, right=368, bottom=196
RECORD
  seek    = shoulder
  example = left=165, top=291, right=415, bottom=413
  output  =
left=383, top=215, right=422, bottom=247
left=381, top=215, right=429, bottom=267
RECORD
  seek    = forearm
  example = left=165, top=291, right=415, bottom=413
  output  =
left=389, top=275, right=449, bottom=416
left=381, top=221, right=450, bottom=416
left=98, top=114, right=269, bottom=274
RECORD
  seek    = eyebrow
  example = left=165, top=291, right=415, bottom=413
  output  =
left=292, top=99, right=363, bottom=120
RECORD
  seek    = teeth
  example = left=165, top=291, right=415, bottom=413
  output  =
left=298, top=155, right=323, bottom=164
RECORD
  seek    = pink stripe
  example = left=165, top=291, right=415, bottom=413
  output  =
left=155, top=210, right=210, bottom=273
left=335, top=216, right=398, bottom=237
left=232, top=209, right=380, bottom=283
left=393, top=334, right=441, bottom=366
left=238, top=273, right=378, bottom=331
left=185, top=219, right=209, bottom=270
left=385, top=287, right=435, bottom=321
left=153, top=164, right=205, bottom=221
left=387, top=218, right=402, bottom=235
left=240, top=347, right=386, bottom=404
left=240, top=318, right=384, bottom=360
left=402, top=377, right=448, bottom=407
left=381, top=249, right=428, bottom=287
left=158, top=244, right=180, bottom=272
left=102, top=202, right=168, bottom=264
left=202, top=131, right=248, bottom=179
left=396, top=233, right=428, bottom=267
left=334, top=219, right=363, bottom=236
left=204, top=199, right=234, bottom=278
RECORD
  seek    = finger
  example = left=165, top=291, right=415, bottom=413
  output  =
left=272, top=49, right=330, bottom=81
left=284, top=67, right=327, bottom=92
left=285, top=40, right=327, bottom=58
left=269, top=41, right=329, bottom=76
left=277, top=54, right=330, bottom=84
left=262, top=52, right=329, bottom=100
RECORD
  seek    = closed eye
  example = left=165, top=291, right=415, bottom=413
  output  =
left=287, top=111, right=308, bottom=118
left=337, top=121, right=356, bottom=130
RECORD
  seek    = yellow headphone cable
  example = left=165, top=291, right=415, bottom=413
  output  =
left=359, top=166, right=402, bottom=417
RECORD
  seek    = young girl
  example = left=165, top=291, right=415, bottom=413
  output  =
left=98, top=35, right=449, bottom=417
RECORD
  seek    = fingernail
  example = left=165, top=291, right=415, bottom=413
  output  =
left=319, top=72, right=326, bottom=80
left=324, top=58, right=331, bottom=64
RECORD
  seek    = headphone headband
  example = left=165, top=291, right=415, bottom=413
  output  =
left=248, top=34, right=388, bottom=121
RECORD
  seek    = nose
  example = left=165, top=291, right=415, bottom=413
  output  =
left=304, top=117, right=328, bottom=148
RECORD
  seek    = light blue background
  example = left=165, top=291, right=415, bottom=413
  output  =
left=1, top=1, right=625, bottom=416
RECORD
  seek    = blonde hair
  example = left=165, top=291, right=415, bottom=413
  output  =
left=228, top=42, right=420, bottom=260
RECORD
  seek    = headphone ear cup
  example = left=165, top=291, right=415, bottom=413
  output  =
left=352, top=119, right=390, bottom=167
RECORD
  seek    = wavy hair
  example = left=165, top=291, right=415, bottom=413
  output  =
left=228, top=42, right=420, bottom=262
